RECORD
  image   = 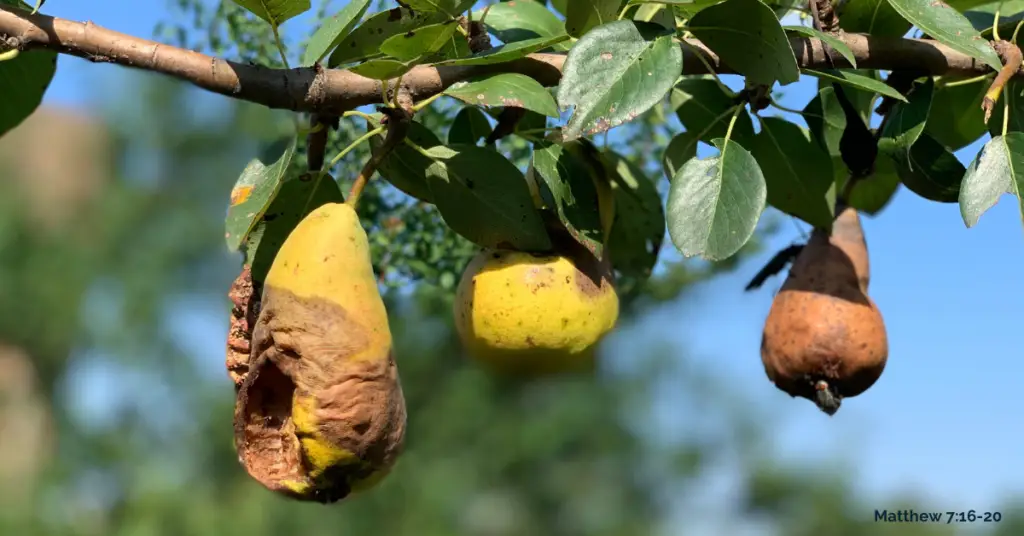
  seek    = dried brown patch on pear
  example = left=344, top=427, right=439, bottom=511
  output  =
left=760, top=206, right=888, bottom=415
left=225, top=265, right=260, bottom=389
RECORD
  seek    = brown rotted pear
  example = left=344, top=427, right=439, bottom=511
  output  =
left=760, top=205, right=888, bottom=416
left=233, top=202, right=406, bottom=503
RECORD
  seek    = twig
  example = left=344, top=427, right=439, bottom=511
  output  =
left=983, top=40, right=1023, bottom=124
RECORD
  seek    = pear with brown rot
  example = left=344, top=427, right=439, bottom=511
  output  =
left=760, top=205, right=888, bottom=415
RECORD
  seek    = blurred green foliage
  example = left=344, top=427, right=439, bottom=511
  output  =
left=0, top=1, right=1021, bottom=535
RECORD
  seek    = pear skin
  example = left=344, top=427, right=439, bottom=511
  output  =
left=760, top=206, right=888, bottom=415
left=234, top=202, right=406, bottom=503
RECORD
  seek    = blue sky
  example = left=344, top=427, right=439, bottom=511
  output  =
left=40, top=0, right=1024, bottom=529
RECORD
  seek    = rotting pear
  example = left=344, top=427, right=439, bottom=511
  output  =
left=760, top=205, right=888, bottom=416
left=453, top=246, right=619, bottom=376
left=233, top=202, right=406, bottom=503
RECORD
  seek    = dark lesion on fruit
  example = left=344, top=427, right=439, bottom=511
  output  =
left=234, top=286, right=406, bottom=502
left=233, top=349, right=306, bottom=493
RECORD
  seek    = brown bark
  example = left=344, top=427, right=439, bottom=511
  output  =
left=0, top=5, right=1011, bottom=116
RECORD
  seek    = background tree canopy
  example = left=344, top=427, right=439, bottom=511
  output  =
left=0, top=0, right=1023, bottom=534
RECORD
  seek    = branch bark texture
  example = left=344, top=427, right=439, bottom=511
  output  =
left=0, top=5, right=1012, bottom=115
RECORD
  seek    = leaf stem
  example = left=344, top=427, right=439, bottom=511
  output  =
left=940, top=74, right=992, bottom=88
left=301, top=125, right=386, bottom=213
left=679, top=38, right=732, bottom=95
left=413, top=92, right=444, bottom=112
left=343, top=110, right=378, bottom=123
left=769, top=98, right=805, bottom=115
left=402, top=139, right=433, bottom=159
left=271, top=25, right=291, bottom=69
left=329, top=126, right=385, bottom=170
left=0, top=49, right=19, bottom=61
left=993, top=11, right=1002, bottom=42
left=1012, top=18, right=1024, bottom=44
left=1003, top=98, right=1010, bottom=138
left=724, top=105, right=742, bottom=145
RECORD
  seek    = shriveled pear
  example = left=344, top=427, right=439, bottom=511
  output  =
left=760, top=205, right=888, bottom=415
left=453, top=247, right=619, bottom=376
left=234, top=202, right=406, bottom=503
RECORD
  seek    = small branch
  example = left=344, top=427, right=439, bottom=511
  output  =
left=485, top=107, right=525, bottom=144
left=305, top=106, right=337, bottom=171
left=0, top=5, right=1013, bottom=117
left=983, top=40, right=1023, bottom=124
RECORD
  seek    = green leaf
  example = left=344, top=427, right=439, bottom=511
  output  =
left=565, top=0, right=622, bottom=38
left=444, top=73, right=560, bottom=118
left=838, top=0, right=910, bottom=37
left=841, top=156, right=902, bottom=214
left=401, top=0, right=476, bottom=15
left=448, top=106, right=493, bottom=145
left=531, top=141, right=605, bottom=257
left=432, top=32, right=473, bottom=61
left=632, top=3, right=677, bottom=29
left=688, top=0, right=800, bottom=86
left=803, top=86, right=846, bottom=156
left=666, top=138, right=767, bottom=261
left=805, top=69, right=907, bottom=102
left=300, top=0, right=371, bottom=66
left=987, top=78, right=1024, bottom=137
left=245, top=173, right=344, bottom=285
left=327, top=7, right=449, bottom=67
left=925, top=77, right=987, bottom=151
left=885, top=0, right=1002, bottom=70
left=349, top=58, right=417, bottom=80
left=229, top=0, right=309, bottom=26
left=0, top=49, right=56, bottom=138
left=426, top=146, right=552, bottom=251
left=557, top=20, right=682, bottom=141
left=380, top=21, right=460, bottom=61
left=878, top=77, right=934, bottom=157
left=371, top=121, right=440, bottom=203
left=605, top=151, right=666, bottom=279
left=434, top=34, right=571, bottom=66
left=670, top=77, right=756, bottom=145
left=891, top=134, right=965, bottom=202
left=816, top=71, right=878, bottom=121
left=662, top=131, right=700, bottom=181
left=783, top=25, right=857, bottom=68
left=959, top=133, right=1024, bottom=228
left=473, top=0, right=572, bottom=52
left=225, top=136, right=298, bottom=251
left=749, top=117, right=836, bottom=229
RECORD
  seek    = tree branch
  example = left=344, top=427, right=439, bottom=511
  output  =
left=0, top=5, right=1012, bottom=115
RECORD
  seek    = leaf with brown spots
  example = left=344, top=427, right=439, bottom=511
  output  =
left=557, top=20, right=681, bottom=141
left=445, top=73, right=560, bottom=118
left=225, top=135, right=297, bottom=251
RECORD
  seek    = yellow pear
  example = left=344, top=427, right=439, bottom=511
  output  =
left=760, top=205, right=888, bottom=416
left=454, top=248, right=619, bottom=376
left=234, top=202, right=406, bottom=503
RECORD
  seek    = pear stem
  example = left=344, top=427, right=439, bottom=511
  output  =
left=345, top=107, right=411, bottom=209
